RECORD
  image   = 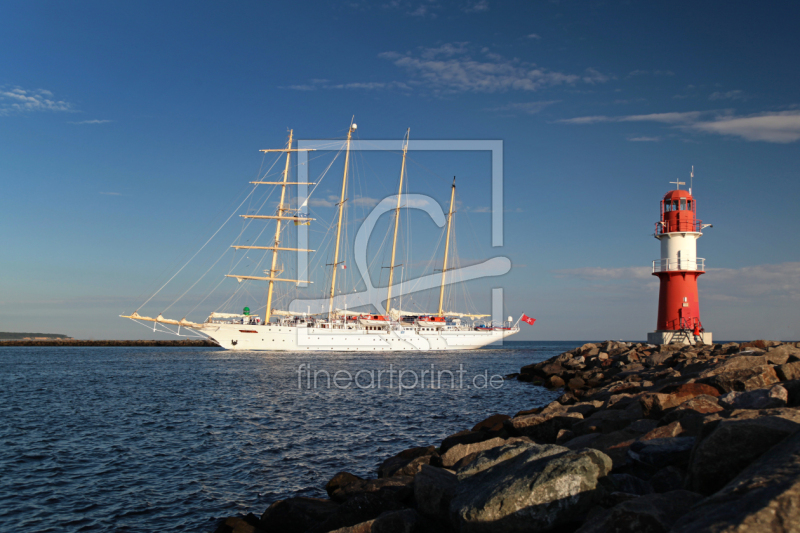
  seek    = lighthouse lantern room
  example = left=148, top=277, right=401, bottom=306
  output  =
left=647, top=173, right=713, bottom=345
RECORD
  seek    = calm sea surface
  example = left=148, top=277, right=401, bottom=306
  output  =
left=0, top=341, right=585, bottom=532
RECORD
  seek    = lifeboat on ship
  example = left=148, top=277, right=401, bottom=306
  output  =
left=416, top=316, right=447, bottom=328
left=358, top=315, right=391, bottom=326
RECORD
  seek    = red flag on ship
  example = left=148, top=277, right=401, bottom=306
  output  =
left=521, top=314, right=536, bottom=326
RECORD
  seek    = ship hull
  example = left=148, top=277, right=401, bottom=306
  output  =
left=193, top=323, right=519, bottom=351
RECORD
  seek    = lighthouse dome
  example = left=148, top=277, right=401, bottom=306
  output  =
left=660, top=188, right=698, bottom=233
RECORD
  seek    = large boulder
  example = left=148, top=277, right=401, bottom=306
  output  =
left=777, top=361, right=800, bottom=381
left=699, top=365, right=780, bottom=393
left=260, top=497, right=340, bottom=533
left=377, top=446, right=436, bottom=478
left=504, top=411, right=583, bottom=442
left=307, top=493, right=407, bottom=533
left=627, top=437, right=696, bottom=470
left=686, top=408, right=800, bottom=495
left=326, top=509, right=434, bottom=533
left=327, top=472, right=364, bottom=498
left=440, top=437, right=506, bottom=468
left=672, top=427, right=800, bottom=532
left=573, top=490, right=702, bottom=533
left=440, top=430, right=495, bottom=454
left=718, top=384, right=788, bottom=410
left=413, top=465, right=459, bottom=521
left=639, top=384, right=720, bottom=419
left=449, top=445, right=612, bottom=533
left=456, top=438, right=537, bottom=478
left=328, top=476, right=414, bottom=503
left=471, top=414, right=510, bottom=433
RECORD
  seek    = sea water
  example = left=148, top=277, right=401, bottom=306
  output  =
left=0, top=341, right=584, bottom=532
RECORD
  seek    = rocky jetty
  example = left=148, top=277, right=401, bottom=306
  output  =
left=0, top=338, right=218, bottom=347
left=214, top=340, right=800, bottom=533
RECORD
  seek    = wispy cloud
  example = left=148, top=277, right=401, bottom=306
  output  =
left=627, top=69, right=675, bottom=77
left=553, top=262, right=800, bottom=301
left=464, top=0, right=489, bottom=12
left=486, top=100, right=560, bottom=115
left=526, top=33, right=542, bottom=40
left=0, top=86, right=73, bottom=116
left=380, top=43, right=612, bottom=94
left=282, top=79, right=410, bottom=91
left=627, top=136, right=660, bottom=142
left=70, top=119, right=112, bottom=125
left=691, top=111, right=800, bottom=143
left=557, top=109, right=800, bottom=143
left=709, top=90, right=747, bottom=101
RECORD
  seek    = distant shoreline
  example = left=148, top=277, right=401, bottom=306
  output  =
left=0, top=339, right=219, bottom=347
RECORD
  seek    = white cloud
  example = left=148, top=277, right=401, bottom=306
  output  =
left=380, top=43, right=610, bottom=94
left=527, top=33, right=542, bottom=40
left=464, top=0, right=489, bottom=12
left=70, top=119, right=112, bottom=124
left=557, top=109, right=800, bottom=143
left=486, top=100, right=560, bottom=115
left=709, top=90, right=746, bottom=101
left=690, top=111, right=800, bottom=143
left=627, top=136, right=660, bottom=142
left=0, top=86, right=73, bottom=116
left=282, top=79, right=410, bottom=92
left=627, top=69, right=675, bottom=77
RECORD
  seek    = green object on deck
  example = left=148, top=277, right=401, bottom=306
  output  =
left=243, top=307, right=250, bottom=315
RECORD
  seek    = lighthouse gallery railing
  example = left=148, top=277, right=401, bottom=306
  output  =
left=652, top=258, right=706, bottom=273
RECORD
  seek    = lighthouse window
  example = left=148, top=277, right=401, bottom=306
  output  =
left=687, top=200, right=692, bottom=210
left=672, top=200, right=679, bottom=211
left=680, top=198, right=686, bottom=210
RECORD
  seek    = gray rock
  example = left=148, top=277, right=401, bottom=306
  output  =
left=777, top=361, right=800, bottom=382
left=329, top=476, right=414, bottom=503
left=450, top=445, right=612, bottom=533
left=687, top=409, right=800, bottom=495
left=456, top=438, right=536, bottom=478
left=574, top=490, right=702, bottom=533
left=571, top=408, right=640, bottom=436
left=629, top=418, right=661, bottom=434
left=602, top=473, right=653, bottom=496
left=260, top=496, right=340, bottom=533
left=650, top=465, right=685, bottom=493
left=327, top=472, right=364, bottom=498
left=700, top=365, right=780, bottom=393
left=672, top=428, right=800, bottom=532
left=413, top=465, right=458, bottom=520
left=440, top=437, right=506, bottom=468
left=307, top=493, right=406, bottom=533
left=627, top=437, right=696, bottom=469
left=718, top=384, right=788, bottom=410
left=327, top=509, right=434, bottom=533
left=504, top=411, right=583, bottom=442
left=440, top=430, right=494, bottom=454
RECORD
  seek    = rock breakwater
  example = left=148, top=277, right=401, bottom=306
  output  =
left=0, top=339, right=218, bottom=347
left=215, top=340, right=800, bottom=533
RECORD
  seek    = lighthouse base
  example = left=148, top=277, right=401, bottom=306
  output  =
left=648, top=330, right=713, bottom=346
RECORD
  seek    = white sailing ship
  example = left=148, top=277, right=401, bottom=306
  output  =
left=122, top=122, right=523, bottom=351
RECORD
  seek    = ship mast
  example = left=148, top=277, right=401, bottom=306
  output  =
left=328, top=121, right=357, bottom=320
left=438, top=177, right=456, bottom=317
left=225, top=130, right=315, bottom=323
left=386, top=128, right=409, bottom=316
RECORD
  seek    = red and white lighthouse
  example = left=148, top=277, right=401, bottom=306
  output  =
left=647, top=176, right=712, bottom=345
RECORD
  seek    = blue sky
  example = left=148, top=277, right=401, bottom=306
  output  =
left=1, top=1, right=799, bottom=340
